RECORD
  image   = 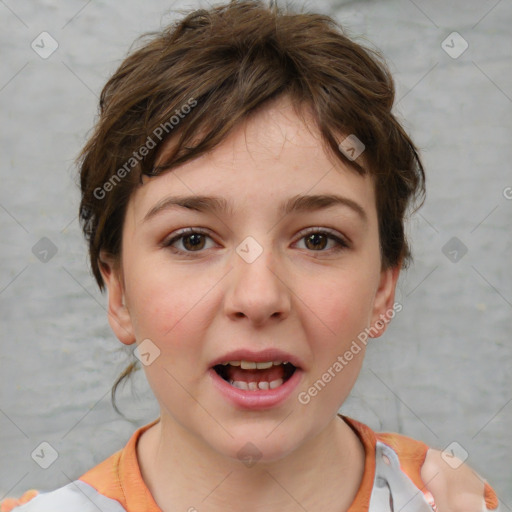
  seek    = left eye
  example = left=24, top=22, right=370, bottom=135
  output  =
left=295, top=229, right=348, bottom=252
left=163, top=228, right=348, bottom=255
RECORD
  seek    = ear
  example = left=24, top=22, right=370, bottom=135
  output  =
left=369, top=263, right=401, bottom=338
left=98, top=250, right=136, bottom=345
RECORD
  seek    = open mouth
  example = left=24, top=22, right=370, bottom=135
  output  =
left=213, top=360, right=297, bottom=391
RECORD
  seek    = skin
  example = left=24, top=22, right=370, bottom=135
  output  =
left=421, top=449, right=488, bottom=510
left=99, top=96, right=487, bottom=511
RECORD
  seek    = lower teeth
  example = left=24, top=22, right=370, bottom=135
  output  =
left=229, top=378, right=284, bottom=390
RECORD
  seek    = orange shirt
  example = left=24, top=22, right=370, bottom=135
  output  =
left=1, top=415, right=500, bottom=512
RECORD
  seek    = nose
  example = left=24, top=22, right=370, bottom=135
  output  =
left=223, top=240, right=291, bottom=326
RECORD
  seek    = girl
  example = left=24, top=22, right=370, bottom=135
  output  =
left=3, top=1, right=500, bottom=510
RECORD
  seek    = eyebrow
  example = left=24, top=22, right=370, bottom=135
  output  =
left=143, top=193, right=367, bottom=223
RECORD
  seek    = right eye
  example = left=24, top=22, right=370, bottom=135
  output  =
left=163, top=228, right=217, bottom=256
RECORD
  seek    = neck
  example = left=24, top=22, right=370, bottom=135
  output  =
left=137, top=413, right=365, bottom=512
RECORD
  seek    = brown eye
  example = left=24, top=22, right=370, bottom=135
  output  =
left=304, top=233, right=330, bottom=250
left=296, top=228, right=349, bottom=253
left=181, top=233, right=206, bottom=251
left=164, top=228, right=215, bottom=256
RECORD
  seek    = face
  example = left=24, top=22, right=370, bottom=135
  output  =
left=100, top=96, right=399, bottom=463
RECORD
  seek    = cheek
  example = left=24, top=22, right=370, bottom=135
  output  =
left=125, top=261, right=219, bottom=353
left=297, top=276, right=371, bottom=411
left=125, top=267, right=214, bottom=401
left=300, top=271, right=377, bottom=341
left=125, top=263, right=189, bottom=340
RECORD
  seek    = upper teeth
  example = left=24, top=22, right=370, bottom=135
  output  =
left=222, top=360, right=289, bottom=369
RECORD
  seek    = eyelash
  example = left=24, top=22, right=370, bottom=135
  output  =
left=162, top=227, right=349, bottom=258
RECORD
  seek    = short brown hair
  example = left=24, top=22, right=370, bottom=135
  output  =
left=78, top=0, right=425, bottom=293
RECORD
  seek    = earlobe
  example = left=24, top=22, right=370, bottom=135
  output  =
left=369, top=264, right=401, bottom=338
left=98, top=251, right=136, bottom=345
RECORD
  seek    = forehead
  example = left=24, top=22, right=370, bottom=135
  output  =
left=127, top=97, right=376, bottom=224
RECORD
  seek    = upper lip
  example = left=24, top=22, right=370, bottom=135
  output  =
left=210, top=348, right=304, bottom=369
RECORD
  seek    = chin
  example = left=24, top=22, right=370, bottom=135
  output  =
left=210, top=429, right=301, bottom=467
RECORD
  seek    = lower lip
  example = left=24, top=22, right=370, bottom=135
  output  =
left=209, top=367, right=303, bottom=410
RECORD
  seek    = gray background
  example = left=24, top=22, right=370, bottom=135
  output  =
left=1, top=0, right=511, bottom=505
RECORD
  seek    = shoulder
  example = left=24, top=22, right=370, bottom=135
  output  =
left=1, top=480, right=126, bottom=512
left=1, top=422, right=158, bottom=512
left=0, top=446, right=126, bottom=512
left=376, top=431, right=500, bottom=512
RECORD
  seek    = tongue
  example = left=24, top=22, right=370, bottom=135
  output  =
left=226, top=364, right=285, bottom=383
